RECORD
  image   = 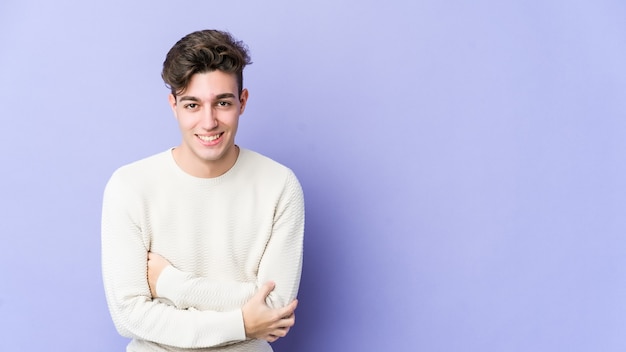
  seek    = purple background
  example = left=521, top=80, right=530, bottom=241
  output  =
left=1, top=1, right=625, bottom=351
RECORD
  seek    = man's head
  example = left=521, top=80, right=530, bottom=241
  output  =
left=163, top=30, right=252, bottom=178
left=162, top=30, right=252, bottom=98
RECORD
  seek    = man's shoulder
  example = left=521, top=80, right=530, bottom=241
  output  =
left=239, top=148, right=293, bottom=175
left=237, top=148, right=302, bottom=191
left=109, top=149, right=172, bottom=184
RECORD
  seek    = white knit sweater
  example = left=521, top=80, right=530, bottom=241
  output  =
left=101, top=148, right=304, bottom=352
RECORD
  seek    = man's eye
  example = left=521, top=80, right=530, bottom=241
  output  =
left=217, top=101, right=231, bottom=107
left=185, top=103, right=198, bottom=109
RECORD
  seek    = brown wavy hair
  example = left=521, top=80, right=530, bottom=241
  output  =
left=161, top=30, right=252, bottom=97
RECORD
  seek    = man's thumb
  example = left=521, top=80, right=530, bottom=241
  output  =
left=257, top=281, right=275, bottom=300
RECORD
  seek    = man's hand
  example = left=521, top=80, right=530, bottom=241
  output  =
left=147, top=252, right=171, bottom=297
left=242, top=282, right=298, bottom=343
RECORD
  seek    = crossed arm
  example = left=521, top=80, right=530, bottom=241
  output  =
left=147, top=253, right=297, bottom=342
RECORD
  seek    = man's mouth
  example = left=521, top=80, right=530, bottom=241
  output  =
left=197, top=132, right=223, bottom=142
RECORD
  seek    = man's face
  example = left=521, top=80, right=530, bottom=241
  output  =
left=168, top=70, right=248, bottom=177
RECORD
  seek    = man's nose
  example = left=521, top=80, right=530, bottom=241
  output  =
left=201, top=108, right=218, bottom=129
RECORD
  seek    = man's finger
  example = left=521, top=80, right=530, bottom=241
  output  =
left=278, top=299, right=298, bottom=318
left=272, top=327, right=289, bottom=338
left=256, top=281, right=275, bottom=301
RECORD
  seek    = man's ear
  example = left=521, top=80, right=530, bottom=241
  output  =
left=239, top=88, right=249, bottom=114
left=168, top=94, right=177, bottom=117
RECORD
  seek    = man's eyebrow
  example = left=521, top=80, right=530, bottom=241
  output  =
left=178, top=96, right=200, bottom=102
left=215, top=93, right=237, bottom=100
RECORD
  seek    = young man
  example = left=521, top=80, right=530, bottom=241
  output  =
left=101, top=30, right=304, bottom=352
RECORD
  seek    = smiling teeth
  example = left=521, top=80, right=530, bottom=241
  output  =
left=198, top=134, right=221, bottom=142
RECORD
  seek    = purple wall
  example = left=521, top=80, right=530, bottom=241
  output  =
left=1, top=1, right=625, bottom=351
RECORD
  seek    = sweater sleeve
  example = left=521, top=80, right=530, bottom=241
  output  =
left=156, top=265, right=256, bottom=310
left=155, top=170, right=305, bottom=311
left=258, top=170, right=305, bottom=308
left=101, top=171, right=247, bottom=348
